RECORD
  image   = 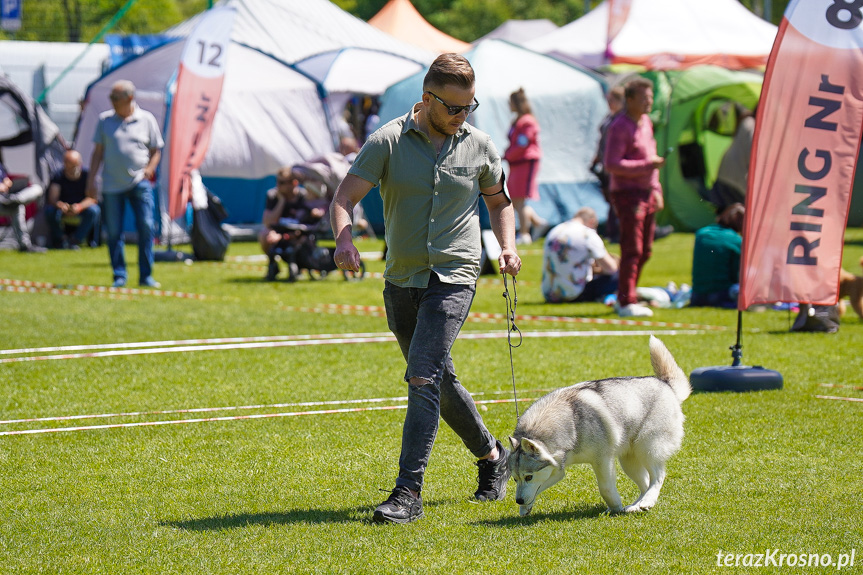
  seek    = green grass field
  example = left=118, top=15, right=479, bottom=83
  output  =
left=2, top=229, right=862, bottom=574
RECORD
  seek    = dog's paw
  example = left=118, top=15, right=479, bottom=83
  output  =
left=604, top=506, right=625, bottom=515
left=623, top=503, right=652, bottom=513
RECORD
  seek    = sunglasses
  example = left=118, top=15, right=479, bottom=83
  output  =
left=426, top=91, right=479, bottom=116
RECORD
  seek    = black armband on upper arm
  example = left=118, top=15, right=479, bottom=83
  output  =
left=479, top=171, right=509, bottom=198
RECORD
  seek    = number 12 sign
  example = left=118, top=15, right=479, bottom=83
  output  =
left=167, top=6, right=236, bottom=220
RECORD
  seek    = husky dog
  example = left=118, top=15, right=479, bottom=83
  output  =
left=508, top=336, right=690, bottom=516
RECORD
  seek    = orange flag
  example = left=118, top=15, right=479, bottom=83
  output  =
left=167, top=6, right=235, bottom=220
left=739, top=0, right=863, bottom=310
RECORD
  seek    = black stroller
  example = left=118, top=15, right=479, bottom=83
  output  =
left=267, top=220, right=365, bottom=282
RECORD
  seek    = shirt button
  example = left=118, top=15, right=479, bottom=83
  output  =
left=427, top=242, right=431, bottom=246
left=434, top=192, right=438, bottom=195
left=430, top=218, right=435, bottom=223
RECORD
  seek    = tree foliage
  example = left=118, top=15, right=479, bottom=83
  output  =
left=4, top=0, right=788, bottom=44
left=1, top=0, right=208, bottom=42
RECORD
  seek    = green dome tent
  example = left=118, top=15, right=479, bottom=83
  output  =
left=633, top=66, right=763, bottom=232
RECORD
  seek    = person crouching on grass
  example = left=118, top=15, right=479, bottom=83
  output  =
left=330, top=53, right=521, bottom=524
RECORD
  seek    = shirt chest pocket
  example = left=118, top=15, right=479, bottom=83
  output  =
left=437, top=165, right=481, bottom=196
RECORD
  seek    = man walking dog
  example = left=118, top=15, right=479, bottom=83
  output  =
left=331, top=53, right=521, bottom=523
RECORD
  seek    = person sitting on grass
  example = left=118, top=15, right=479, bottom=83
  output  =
left=0, top=157, right=47, bottom=253
left=259, top=166, right=325, bottom=281
left=541, top=206, right=618, bottom=304
left=45, top=150, right=101, bottom=249
left=690, top=203, right=744, bottom=308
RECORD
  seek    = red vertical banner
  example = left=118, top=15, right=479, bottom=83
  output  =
left=739, top=0, right=863, bottom=310
left=605, top=0, right=633, bottom=62
left=167, top=6, right=235, bottom=220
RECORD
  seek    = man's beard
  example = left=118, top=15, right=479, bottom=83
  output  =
left=427, top=108, right=463, bottom=137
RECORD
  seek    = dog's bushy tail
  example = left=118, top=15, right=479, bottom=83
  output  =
left=649, top=335, right=691, bottom=403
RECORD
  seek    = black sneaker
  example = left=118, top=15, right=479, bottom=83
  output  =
left=474, top=439, right=510, bottom=501
left=373, top=486, right=423, bottom=524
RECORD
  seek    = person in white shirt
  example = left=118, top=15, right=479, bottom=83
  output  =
left=542, top=206, right=619, bottom=303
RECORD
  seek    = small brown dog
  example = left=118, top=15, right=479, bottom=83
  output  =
left=838, top=257, right=863, bottom=319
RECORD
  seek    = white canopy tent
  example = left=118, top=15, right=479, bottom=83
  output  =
left=474, top=19, right=559, bottom=45
left=166, top=0, right=432, bottom=65
left=526, top=0, right=777, bottom=70
left=0, top=41, right=110, bottom=142
left=294, top=47, right=426, bottom=132
left=295, top=47, right=426, bottom=96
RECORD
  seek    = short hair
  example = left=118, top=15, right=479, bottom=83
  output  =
left=608, top=85, right=625, bottom=104
left=509, top=88, right=532, bottom=115
left=717, top=202, right=745, bottom=233
left=423, top=53, right=475, bottom=92
left=111, top=80, right=136, bottom=99
left=624, top=78, right=653, bottom=100
left=276, top=166, right=296, bottom=181
left=574, top=206, right=598, bottom=223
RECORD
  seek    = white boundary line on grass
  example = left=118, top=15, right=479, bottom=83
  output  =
left=815, top=395, right=863, bottom=404
left=0, top=397, right=535, bottom=436
left=0, top=329, right=704, bottom=364
left=0, top=389, right=552, bottom=425
left=0, top=396, right=411, bottom=425
left=818, top=383, right=863, bottom=391
left=0, top=332, right=396, bottom=356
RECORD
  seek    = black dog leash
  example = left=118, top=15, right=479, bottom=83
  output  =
left=503, top=274, right=522, bottom=419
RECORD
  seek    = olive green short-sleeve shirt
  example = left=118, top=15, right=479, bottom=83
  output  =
left=349, top=105, right=503, bottom=288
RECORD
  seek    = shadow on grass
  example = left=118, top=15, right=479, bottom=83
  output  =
left=164, top=498, right=463, bottom=530
left=474, top=503, right=609, bottom=527
left=226, top=277, right=276, bottom=285
left=163, top=507, right=369, bottom=530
